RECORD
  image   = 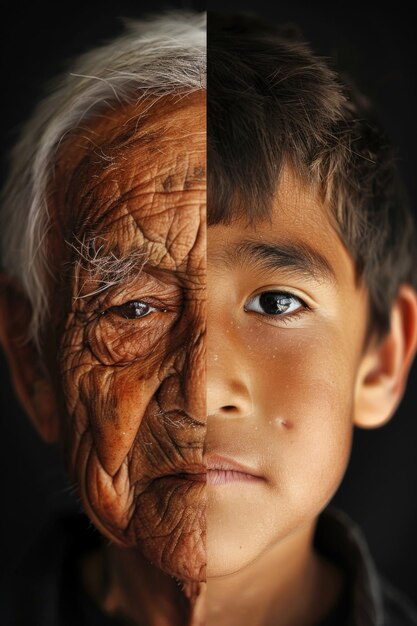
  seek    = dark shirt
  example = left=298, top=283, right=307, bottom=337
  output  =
left=1, top=507, right=416, bottom=625
left=315, top=507, right=417, bottom=626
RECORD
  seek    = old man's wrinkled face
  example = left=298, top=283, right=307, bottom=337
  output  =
left=51, top=92, right=206, bottom=582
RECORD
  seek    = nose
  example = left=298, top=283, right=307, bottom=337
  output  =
left=207, top=314, right=253, bottom=418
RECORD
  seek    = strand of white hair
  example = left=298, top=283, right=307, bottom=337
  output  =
left=0, top=10, right=206, bottom=351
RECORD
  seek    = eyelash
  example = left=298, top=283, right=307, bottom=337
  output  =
left=100, top=298, right=167, bottom=320
left=99, top=292, right=309, bottom=325
left=244, top=290, right=310, bottom=324
left=274, top=308, right=307, bottom=326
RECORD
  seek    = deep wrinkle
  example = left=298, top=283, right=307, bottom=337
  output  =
left=45, top=92, right=208, bottom=625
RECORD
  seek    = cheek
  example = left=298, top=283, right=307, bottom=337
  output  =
left=58, top=322, right=165, bottom=534
left=249, top=324, right=357, bottom=504
left=58, top=303, right=206, bottom=582
left=59, top=327, right=164, bottom=468
left=80, top=366, right=161, bottom=474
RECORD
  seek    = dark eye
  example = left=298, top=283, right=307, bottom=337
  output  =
left=244, top=291, right=304, bottom=316
left=105, top=300, right=161, bottom=319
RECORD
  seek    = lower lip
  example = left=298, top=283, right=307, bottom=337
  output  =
left=207, top=469, right=262, bottom=485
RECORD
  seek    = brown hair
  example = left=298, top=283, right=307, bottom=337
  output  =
left=207, top=12, right=417, bottom=337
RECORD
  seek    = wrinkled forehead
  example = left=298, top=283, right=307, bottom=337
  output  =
left=51, top=91, right=206, bottom=271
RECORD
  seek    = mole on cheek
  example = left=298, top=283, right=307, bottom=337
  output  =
left=274, top=416, right=293, bottom=429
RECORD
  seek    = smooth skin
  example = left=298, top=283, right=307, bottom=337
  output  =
left=205, top=168, right=417, bottom=626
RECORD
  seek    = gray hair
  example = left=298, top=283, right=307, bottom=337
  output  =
left=0, top=11, right=206, bottom=350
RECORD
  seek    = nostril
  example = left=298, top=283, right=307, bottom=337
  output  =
left=222, top=405, right=237, bottom=412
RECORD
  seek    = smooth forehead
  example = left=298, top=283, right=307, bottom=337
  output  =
left=208, top=167, right=359, bottom=290
left=51, top=91, right=206, bottom=269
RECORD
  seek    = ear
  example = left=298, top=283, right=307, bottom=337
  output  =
left=354, top=284, right=417, bottom=429
left=0, top=273, right=60, bottom=443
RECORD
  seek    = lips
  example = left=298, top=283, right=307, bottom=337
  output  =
left=205, top=454, right=264, bottom=485
left=154, top=463, right=206, bottom=483
left=152, top=455, right=264, bottom=485
left=164, top=470, right=206, bottom=483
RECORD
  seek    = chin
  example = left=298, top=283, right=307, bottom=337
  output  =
left=137, top=532, right=207, bottom=583
left=207, top=488, right=277, bottom=577
left=207, top=529, right=267, bottom=578
left=132, top=479, right=207, bottom=582
left=81, top=488, right=207, bottom=582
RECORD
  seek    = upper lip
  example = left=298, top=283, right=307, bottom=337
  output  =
left=155, top=456, right=263, bottom=481
left=204, top=454, right=262, bottom=478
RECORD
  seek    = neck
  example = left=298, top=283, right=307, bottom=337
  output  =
left=207, top=519, right=343, bottom=626
left=82, top=543, right=207, bottom=626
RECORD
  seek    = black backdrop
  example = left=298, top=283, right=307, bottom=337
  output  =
left=0, top=0, right=416, bottom=605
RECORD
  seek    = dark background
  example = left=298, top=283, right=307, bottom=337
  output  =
left=1, top=0, right=416, bottom=605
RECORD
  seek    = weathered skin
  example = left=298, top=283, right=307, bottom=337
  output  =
left=48, top=92, right=207, bottom=587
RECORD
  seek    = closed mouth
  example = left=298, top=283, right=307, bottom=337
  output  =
left=205, top=454, right=264, bottom=485
left=153, top=456, right=264, bottom=485
left=172, top=471, right=206, bottom=482
left=155, top=464, right=206, bottom=483
left=207, top=469, right=263, bottom=485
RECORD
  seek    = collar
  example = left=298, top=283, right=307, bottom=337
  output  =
left=315, top=507, right=385, bottom=626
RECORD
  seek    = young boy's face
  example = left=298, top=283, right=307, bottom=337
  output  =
left=206, top=168, right=370, bottom=576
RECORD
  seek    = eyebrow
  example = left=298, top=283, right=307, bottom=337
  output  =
left=223, top=239, right=336, bottom=283
left=67, top=235, right=149, bottom=299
